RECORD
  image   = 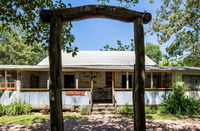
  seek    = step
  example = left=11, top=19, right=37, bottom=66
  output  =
left=92, top=108, right=115, bottom=112
left=92, top=110, right=115, bottom=115
left=91, top=103, right=115, bottom=115
left=92, top=103, right=114, bottom=108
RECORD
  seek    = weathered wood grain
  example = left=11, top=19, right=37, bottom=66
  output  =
left=40, top=5, right=151, bottom=24
left=134, top=18, right=146, bottom=131
left=49, top=15, right=64, bottom=131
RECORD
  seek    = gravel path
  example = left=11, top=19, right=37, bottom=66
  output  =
left=0, top=115, right=200, bottom=131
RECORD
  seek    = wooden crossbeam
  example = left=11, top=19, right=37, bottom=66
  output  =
left=40, top=5, right=151, bottom=24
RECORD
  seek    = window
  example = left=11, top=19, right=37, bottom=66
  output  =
left=153, top=74, right=162, bottom=88
left=106, top=72, right=112, bottom=87
left=7, top=71, right=16, bottom=89
left=30, top=75, right=39, bottom=88
left=122, top=75, right=132, bottom=88
left=0, top=71, right=16, bottom=90
left=145, top=74, right=151, bottom=88
left=183, top=75, right=200, bottom=89
left=0, top=72, right=5, bottom=89
left=162, top=73, right=172, bottom=88
left=64, top=75, right=75, bottom=88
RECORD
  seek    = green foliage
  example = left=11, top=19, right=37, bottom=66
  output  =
left=146, top=113, right=200, bottom=120
left=0, top=29, right=47, bottom=65
left=117, top=104, right=133, bottom=115
left=100, top=40, right=134, bottom=51
left=162, top=81, right=200, bottom=115
left=145, top=43, right=163, bottom=64
left=0, top=115, right=84, bottom=125
left=0, top=1, right=76, bottom=53
left=0, top=104, right=4, bottom=116
left=145, top=106, right=163, bottom=114
left=150, top=0, right=200, bottom=67
left=97, top=0, right=139, bottom=7
left=78, top=105, right=89, bottom=115
left=2, top=99, right=32, bottom=116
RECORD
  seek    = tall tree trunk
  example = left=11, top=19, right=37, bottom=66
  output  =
left=133, top=17, right=146, bottom=131
left=49, top=15, right=64, bottom=131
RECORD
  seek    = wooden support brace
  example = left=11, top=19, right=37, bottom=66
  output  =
left=133, top=17, right=146, bottom=131
left=49, top=15, right=64, bottom=131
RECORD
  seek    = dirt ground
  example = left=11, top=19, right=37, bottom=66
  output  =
left=0, top=114, right=200, bottom=131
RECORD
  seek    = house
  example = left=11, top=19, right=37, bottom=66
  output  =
left=0, top=51, right=200, bottom=109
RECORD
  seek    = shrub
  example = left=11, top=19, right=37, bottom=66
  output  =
left=0, top=104, right=4, bottom=116
left=4, top=99, right=32, bottom=116
left=78, top=105, right=89, bottom=115
left=162, top=81, right=200, bottom=115
left=117, top=104, right=133, bottom=115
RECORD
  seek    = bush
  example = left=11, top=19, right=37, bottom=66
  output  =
left=162, top=81, right=200, bottom=115
left=3, top=99, right=32, bottom=116
left=117, top=104, right=133, bottom=115
left=78, top=105, right=89, bottom=115
left=0, top=104, right=4, bottom=116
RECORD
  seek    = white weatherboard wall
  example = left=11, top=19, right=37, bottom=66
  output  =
left=0, top=90, right=200, bottom=107
left=115, top=90, right=200, bottom=105
left=0, top=91, right=90, bottom=108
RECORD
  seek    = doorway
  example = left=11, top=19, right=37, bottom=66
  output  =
left=92, top=72, right=113, bottom=103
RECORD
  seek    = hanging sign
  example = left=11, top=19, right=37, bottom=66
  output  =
left=66, top=91, right=86, bottom=96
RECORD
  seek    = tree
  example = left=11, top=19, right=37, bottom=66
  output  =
left=100, top=40, right=134, bottom=51
left=0, top=0, right=76, bottom=53
left=150, top=0, right=200, bottom=67
left=100, top=41, right=163, bottom=64
left=145, top=43, right=162, bottom=64
left=0, top=28, right=47, bottom=65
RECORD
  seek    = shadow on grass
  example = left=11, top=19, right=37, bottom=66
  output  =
left=0, top=115, right=200, bottom=131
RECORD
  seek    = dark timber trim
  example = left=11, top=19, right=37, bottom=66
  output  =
left=49, top=15, right=64, bottom=131
left=40, top=5, right=151, bottom=24
left=134, top=17, right=146, bottom=131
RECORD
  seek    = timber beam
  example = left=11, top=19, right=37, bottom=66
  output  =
left=40, top=5, right=151, bottom=24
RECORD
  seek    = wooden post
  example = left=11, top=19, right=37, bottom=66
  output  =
left=49, top=15, right=64, bottom=131
left=76, top=72, right=79, bottom=89
left=134, top=17, right=146, bottom=131
left=112, top=72, right=115, bottom=104
left=126, top=72, right=129, bottom=89
left=151, top=72, right=153, bottom=88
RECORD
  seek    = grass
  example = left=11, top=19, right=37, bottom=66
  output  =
left=0, top=115, right=85, bottom=125
left=146, top=114, right=200, bottom=120
left=117, top=105, right=200, bottom=120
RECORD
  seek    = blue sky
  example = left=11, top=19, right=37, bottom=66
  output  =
left=65, top=0, right=165, bottom=52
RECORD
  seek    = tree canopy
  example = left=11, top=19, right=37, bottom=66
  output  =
left=151, top=0, right=200, bottom=67
left=0, top=28, right=47, bottom=65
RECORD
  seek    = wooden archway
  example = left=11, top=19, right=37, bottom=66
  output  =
left=40, top=5, right=151, bottom=131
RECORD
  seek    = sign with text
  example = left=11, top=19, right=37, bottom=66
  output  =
left=66, top=91, right=86, bottom=96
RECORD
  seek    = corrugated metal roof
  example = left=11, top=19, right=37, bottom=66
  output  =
left=38, top=51, right=157, bottom=66
left=0, top=65, right=200, bottom=71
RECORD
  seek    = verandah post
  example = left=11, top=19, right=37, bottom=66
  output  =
left=133, top=17, right=146, bottom=131
left=49, top=15, right=64, bottom=131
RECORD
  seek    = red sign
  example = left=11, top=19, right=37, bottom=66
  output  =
left=66, top=91, right=86, bottom=96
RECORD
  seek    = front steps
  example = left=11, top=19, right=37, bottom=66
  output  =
left=92, top=103, right=115, bottom=115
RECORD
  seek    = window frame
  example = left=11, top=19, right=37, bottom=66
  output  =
left=0, top=70, right=16, bottom=90
left=182, top=75, right=200, bottom=89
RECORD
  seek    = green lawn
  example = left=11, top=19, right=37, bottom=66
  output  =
left=146, top=113, right=200, bottom=120
left=117, top=106, right=200, bottom=119
left=0, top=115, right=85, bottom=125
